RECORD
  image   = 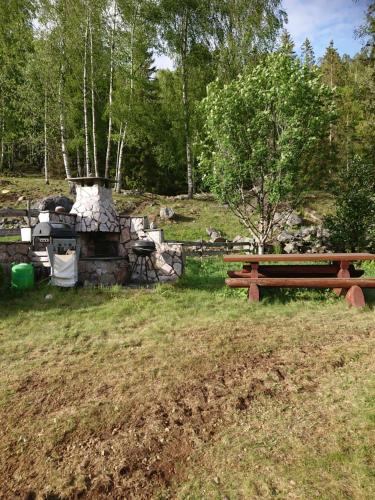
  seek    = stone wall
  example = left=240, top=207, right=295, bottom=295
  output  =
left=0, top=242, right=31, bottom=285
left=119, top=216, right=184, bottom=283
left=0, top=212, right=184, bottom=287
left=78, top=258, right=129, bottom=286
left=38, top=211, right=76, bottom=225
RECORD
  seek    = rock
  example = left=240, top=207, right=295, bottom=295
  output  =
left=300, top=226, right=313, bottom=238
left=284, top=242, right=299, bottom=254
left=45, top=294, right=53, bottom=300
left=206, top=227, right=224, bottom=242
left=277, top=231, right=293, bottom=243
left=304, top=208, right=322, bottom=223
left=160, top=207, right=176, bottom=220
left=17, top=196, right=25, bottom=203
left=37, top=195, right=74, bottom=213
left=316, top=226, right=330, bottom=240
left=55, top=206, right=66, bottom=213
left=285, top=212, right=302, bottom=227
left=273, top=212, right=287, bottom=226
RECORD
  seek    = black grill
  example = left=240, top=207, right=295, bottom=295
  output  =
left=130, top=240, right=159, bottom=284
left=33, top=222, right=77, bottom=253
left=132, top=240, right=156, bottom=256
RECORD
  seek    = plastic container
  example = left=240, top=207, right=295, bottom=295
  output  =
left=21, top=227, right=32, bottom=242
left=11, top=263, right=35, bottom=290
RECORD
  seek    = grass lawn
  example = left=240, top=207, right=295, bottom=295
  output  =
left=0, top=258, right=374, bottom=498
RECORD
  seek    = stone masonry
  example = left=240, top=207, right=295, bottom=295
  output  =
left=70, top=184, right=120, bottom=232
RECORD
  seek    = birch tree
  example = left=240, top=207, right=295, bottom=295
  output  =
left=156, top=0, right=211, bottom=199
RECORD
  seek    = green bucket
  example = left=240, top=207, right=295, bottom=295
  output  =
left=11, top=263, right=35, bottom=291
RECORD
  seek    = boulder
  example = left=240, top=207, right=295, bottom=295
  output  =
left=160, top=207, right=176, bottom=220
left=206, top=227, right=224, bottom=242
left=277, top=231, right=293, bottom=243
left=284, top=242, right=299, bottom=254
left=232, top=235, right=256, bottom=251
left=285, top=212, right=302, bottom=227
left=37, top=195, right=74, bottom=213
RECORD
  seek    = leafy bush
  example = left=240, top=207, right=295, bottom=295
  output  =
left=325, top=157, right=375, bottom=252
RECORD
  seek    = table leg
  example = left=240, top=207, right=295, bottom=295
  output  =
left=333, top=261, right=350, bottom=296
left=247, top=262, right=260, bottom=302
left=346, top=285, right=365, bottom=308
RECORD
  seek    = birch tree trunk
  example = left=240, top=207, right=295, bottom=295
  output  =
left=44, top=89, right=49, bottom=185
left=76, top=147, right=82, bottom=176
left=115, top=5, right=138, bottom=193
left=116, top=125, right=127, bottom=193
left=105, top=6, right=116, bottom=178
left=181, top=10, right=194, bottom=199
left=83, top=18, right=91, bottom=176
left=58, top=72, right=72, bottom=181
left=89, top=13, right=98, bottom=176
left=0, top=120, right=4, bottom=171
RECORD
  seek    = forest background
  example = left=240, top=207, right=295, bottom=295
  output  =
left=0, top=0, right=374, bottom=198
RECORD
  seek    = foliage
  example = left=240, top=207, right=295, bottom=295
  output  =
left=325, top=157, right=375, bottom=252
left=200, top=51, right=333, bottom=253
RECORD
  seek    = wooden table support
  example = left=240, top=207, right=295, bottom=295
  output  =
left=248, top=262, right=259, bottom=302
left=224, top=253, right=375, bottom=308
left=334, top=260, right=350, bottom=296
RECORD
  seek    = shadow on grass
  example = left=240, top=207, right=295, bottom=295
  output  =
left=173, top=213, right=196, bottom=223
left=0, top=283, right=127, bottom=319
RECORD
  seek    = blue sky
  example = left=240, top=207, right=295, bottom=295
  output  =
left=155, top=0, right=369, bottom=69
left=284, top=0, right=369, bottom=59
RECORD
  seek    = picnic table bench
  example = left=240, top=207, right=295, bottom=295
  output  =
left=224, top=253, right=375, bottom=308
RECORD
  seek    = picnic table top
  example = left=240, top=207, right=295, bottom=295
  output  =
left=223, top=253, right=375, bottom=263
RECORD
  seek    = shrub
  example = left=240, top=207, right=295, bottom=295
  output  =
left=325, top=157, right=375, bottom=252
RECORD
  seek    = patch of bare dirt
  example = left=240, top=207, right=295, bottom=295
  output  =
left=1, top=325, right=373, bottom=499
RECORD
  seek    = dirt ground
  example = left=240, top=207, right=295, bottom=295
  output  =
left=1, top=315, right=374, bottom=499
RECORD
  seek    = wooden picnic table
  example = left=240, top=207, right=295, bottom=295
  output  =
left=224, top=253, right=375, bottom=308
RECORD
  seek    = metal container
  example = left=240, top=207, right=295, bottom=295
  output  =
left=32, top=222, right=76, bottom=253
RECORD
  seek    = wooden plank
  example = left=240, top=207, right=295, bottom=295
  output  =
left=0, top=208, right=39, bottom=217
left=334, top=261, right=350, bottom=296
left=30, top=251, right=47, bottom=257
left=228, top=265, right=364, bottom=278
left=0, top=228, right=20, bottom=236
left=225, top=277, right=375, bottom=288
left=223, top=253, right=375, bottom=263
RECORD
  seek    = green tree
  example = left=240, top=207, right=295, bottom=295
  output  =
left=279, top=29, right=295, bottom=56
left=200, top=51, right=333, bottom=254
left=0, top=0, right=34, bottom=172
left=325, top=156, right=375, bottom=252
left=210, top=0, right=286, bottom=82
left=156, top=0, right=212, bottom=198
left=301, top=37, right=315, bottom=67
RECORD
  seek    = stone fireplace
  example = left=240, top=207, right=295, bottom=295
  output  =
left=70, top=178, right=120, bottom=233
left=14, top=177, right=185, bottom=286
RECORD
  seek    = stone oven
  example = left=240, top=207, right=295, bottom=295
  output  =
left=70, top=177, right=119, bottom=255
left=0, top=177, right=185, bottom=287
left=68, top=177, right=128, bottom=285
